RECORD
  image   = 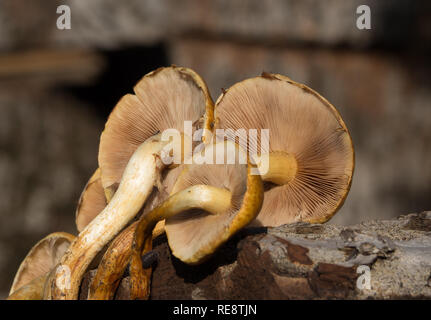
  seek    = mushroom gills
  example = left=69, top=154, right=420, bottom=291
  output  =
left=9, top=231, right=75, bottom=296
left=75, top=168, right=107, bottom=233
left=214, top=73, right=354, bottom=226
left=7, top=274, right=48, bottom=300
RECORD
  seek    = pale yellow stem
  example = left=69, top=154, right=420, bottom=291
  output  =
left=137, top=184, right=233, bottom=240
left=259, top=151, right=298, bottom=185
left=149, top=185, right=232, bottom=221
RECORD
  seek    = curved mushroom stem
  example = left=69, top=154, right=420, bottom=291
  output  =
left=87, top=222, right=138, bottom=300
left=130, top=185, right=232, bottom=300
left=259, top=151, right=297, bottom=185
left=45, top=135, right=176, bottom=300
left=7, top=274, right=47, bottom=300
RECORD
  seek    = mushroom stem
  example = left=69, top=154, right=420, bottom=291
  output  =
left=146, top=185, right=233, bottom=223
left=259, top=151, right=297, bottom=185
left=7, top=274, right=47, bottom=300
left=46, top=135, right=174, bottom=300
left=87, top=222, right=138, bottom=300
left=129, top=235, right=153, bottom=300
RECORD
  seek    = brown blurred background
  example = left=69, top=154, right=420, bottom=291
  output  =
left=0, top=0, right=430, bottom=298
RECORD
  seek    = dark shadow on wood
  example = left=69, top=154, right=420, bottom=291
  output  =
left=152, top=226, right=268, bottom=284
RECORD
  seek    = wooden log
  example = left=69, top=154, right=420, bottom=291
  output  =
left=80, top=212, right=431, bottom=299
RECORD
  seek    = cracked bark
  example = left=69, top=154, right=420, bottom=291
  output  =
left=80, top=212, right=431, bottom=299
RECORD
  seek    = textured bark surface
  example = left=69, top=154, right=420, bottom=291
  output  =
left=79, top=212, right=431, bottom=299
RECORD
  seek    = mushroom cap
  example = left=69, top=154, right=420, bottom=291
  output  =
left=9, top=232, right=75, bottom=295
left=75, top=168, right=107, bottom=233
left=214, top=73, right=354, bottom=225
left=98, top=66, right=214, bottom=190
left=165, top=141, right=263, bottom=264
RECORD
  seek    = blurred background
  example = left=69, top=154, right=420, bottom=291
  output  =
left=0, top=0, right=430, bottom=298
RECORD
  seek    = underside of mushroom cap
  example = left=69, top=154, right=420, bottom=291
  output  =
left=165, top=141, right=263, bottom=264
left=214, top=73, right=354, bottom=225
left=98, top=66, right=214, bottom=191
left=75, top=168, right=107, bottom=233
left=10, top=232, right=75, bottom=295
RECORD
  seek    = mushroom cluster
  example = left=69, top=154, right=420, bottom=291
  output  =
left=7, top=66, right=354, bottom=300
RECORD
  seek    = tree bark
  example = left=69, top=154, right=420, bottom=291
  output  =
left=80, top=212, right=431, bottom=299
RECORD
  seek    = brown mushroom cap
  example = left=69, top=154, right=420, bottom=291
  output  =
left=214, top=73, right=354, bottom=226
left=75, top=168, right=107, bottom=233
left=9, top=232, right=75, bottom=295
left=98, top=66, right=214, bottom=191
left=165, top=141, right=263, bottom=263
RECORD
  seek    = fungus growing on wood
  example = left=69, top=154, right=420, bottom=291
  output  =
left=8, top=67, right=357, bottom=301
left=46, top=66, right=214, bottom=300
